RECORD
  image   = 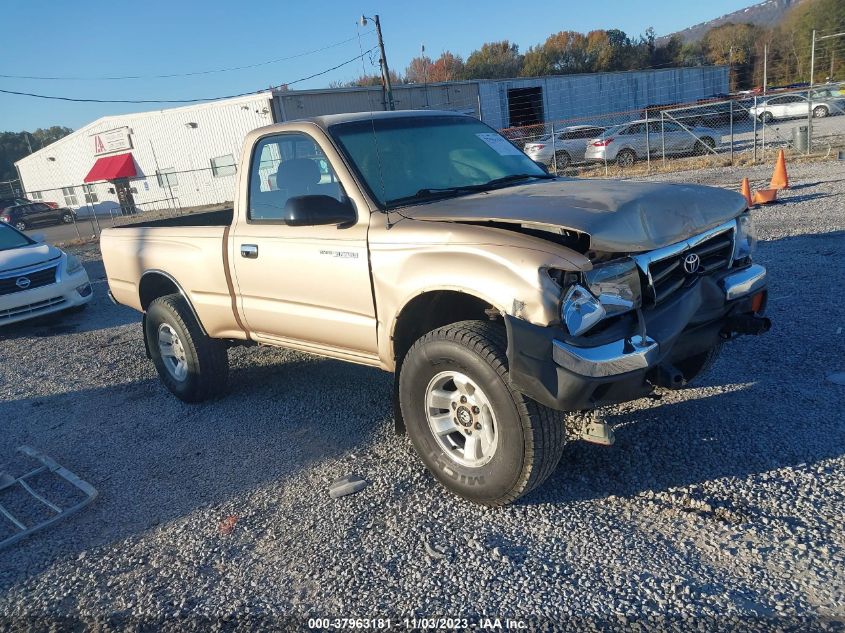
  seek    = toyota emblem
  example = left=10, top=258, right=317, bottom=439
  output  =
left=683, top=253, right=701, bottom=274
left=15, top=276, right=31, bottom=289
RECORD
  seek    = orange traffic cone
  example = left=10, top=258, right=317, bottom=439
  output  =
left=769, top=149, right=789, bottom=190
left=741, top=177, right=754, bottom=207
left=753, top=188, right=778, bottom=205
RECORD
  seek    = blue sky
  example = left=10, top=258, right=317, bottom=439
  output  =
left=1, top=0, right=753, bottom=132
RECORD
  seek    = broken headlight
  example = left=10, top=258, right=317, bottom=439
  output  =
left=560, top=259, right=641, bottom=336
left=733, top=212, right=757, bottom=264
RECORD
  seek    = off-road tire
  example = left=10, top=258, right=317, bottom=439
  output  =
left=399, top=320, right=566, bottom=506
left=813, top=105, right=829, bottom=118
left=616, top=149, right=636, bottom=168
left=676, top=344, right=723, bottom=384
left=145, top=293, right=229, bottom=403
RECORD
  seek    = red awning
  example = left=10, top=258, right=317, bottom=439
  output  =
left=83, top=153, right=137, bottom=183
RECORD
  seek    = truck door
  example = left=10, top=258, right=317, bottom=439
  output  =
left=231, top=131, right=377, bottom=355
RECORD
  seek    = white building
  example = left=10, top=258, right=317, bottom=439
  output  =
left=16, top=92, right=275, bottom=215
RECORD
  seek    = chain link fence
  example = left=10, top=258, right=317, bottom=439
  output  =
left=6, top=166, right=235, bottom=243
left=501, top=82, right=845, bottom=178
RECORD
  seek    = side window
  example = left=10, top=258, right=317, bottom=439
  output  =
left=248, top=133, right=344, bottom=222
left=626, top=123, right=645, bottom=134
left=662, top=122, right=682, bottom=132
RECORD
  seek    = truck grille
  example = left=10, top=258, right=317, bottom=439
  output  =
left=0, top=265, right=58, bottom=296
left=642, top=227, right=735, bottom=305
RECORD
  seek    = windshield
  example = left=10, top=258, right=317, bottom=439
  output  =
left=0, top=223, right=34, bottom=251
left=329, top=115, right=547, bottom=208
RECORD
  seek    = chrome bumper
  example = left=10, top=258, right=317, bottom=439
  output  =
left=553, top=264, right=767, bottom=378
left=720, top=264, right=767, bottom=301
left=553, top=335, right=659, bottom=378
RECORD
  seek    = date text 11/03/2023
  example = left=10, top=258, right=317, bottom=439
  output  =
left=306, top=617, right=529, bottom=629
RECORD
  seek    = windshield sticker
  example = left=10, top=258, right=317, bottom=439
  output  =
left=475, top=133, right=523, bottom=156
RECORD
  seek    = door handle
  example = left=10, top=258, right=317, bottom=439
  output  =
left=240, top=244, right=258, bottom=259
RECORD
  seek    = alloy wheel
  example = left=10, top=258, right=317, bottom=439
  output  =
left=425, top=370, right=499, bottom=468
left=158, top=323, right=189, bottom=382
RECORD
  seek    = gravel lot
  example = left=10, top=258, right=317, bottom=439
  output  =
left=1, top=160, right=844, bottom=631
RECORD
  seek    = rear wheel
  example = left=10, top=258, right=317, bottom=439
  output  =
left=554, top=150, right=571, bottom=170
left=399, top=320, right=566, bottom=506
left=616, top=149, right=636, bottom=168
left=813, top=105, right=829, bottom=118
left=145, top=294, right=229, bottom=402
left=13, top=220, right=26, bottom=231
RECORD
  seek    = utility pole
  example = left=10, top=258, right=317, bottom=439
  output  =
left=808, top=29, right=816, bottom=155
left=361, top=14, right=395, bottom=110
left=762, top=44, right=768, bottom=95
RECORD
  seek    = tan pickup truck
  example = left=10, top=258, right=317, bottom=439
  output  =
left=102, top=111, right=770, bottom=506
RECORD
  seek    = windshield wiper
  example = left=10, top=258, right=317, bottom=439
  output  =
left=387, top=173, right=555, bottom=206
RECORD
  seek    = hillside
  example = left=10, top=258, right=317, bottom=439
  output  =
left=657, top=0, right=806, bottom=44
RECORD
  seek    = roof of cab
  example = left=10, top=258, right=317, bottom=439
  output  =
left=309, top=109, right=470, bottom=130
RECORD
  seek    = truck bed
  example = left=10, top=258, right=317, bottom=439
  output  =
left=118, top=208, right=233, bottom=229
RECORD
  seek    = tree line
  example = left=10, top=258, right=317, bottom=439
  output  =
left=341, top=0, right=842, bottom=91
left=0, top=127, right=73, bottom=184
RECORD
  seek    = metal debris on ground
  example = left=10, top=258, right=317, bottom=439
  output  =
left=328, top=474, right=367, bottom=499
left=0, top=446, right=98, bottom=550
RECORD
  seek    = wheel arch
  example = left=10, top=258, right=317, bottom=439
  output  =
left=139, top=269, right=208, bottom=336
left=391, top=289, right=499, bottom=369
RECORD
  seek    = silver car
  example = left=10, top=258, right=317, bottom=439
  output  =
left=747, top=93, right=843, bottom=122
left=584, top=120, right=721, bottom=167
left=523, top=125, right=607, bottom=168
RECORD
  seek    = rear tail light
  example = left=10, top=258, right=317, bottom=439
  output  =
left=591, top=138, right=614, bottom=147
left=533, top=144, right=545, bottom=149
left=0, top=215, right=9, bottom=222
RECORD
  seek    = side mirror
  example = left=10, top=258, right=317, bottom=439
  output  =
left=31, top=233, right=46, bottom=243
left=283, top=195, right=356, bottom=227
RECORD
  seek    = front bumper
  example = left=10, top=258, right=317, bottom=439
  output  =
left=0, top=265, right=92, bottom=327
left=506, top=264, right=768, bottom=411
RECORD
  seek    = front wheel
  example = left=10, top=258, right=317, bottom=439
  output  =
left=759, top=112, right=774, bottom=124
left=145, top=294, right=229, bottom=402
left=695, top=137, right=716, bottom=155
left=813, top=105, right=829, bottom=118
left=676, top=344, right=722, bottom=384
left=61, top=212, right=74, bottom=224
left=399, top=321, right=566, bottom=506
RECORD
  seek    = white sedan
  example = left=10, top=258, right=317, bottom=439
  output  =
left=0, top=223, right=92, bottom=326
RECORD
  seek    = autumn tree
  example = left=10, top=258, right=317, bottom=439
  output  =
left=464, top=41, right=522, bottom=79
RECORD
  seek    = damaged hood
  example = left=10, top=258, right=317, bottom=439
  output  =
left=399, top=178, right=747, bottom=253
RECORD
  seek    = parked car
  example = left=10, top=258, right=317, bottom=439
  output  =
left=523, top=125, right=607, bottom=168
left=748, top=93, right=841, bottom=122
left=102, top=110, right=768, bottom=506
left=0, top=202, right=75, bottom=232
left=0, top=223, right=92, bottom=326
left=0, top=197, right=58, bottom=214
left=585, top=120, right=721, bottom=167
left=644, top=99, right=752, bottom=128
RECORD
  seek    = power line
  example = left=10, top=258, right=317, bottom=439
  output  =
left=0, top=33, right=373, bottom=81
left=0, top=47, right=379, bottom=104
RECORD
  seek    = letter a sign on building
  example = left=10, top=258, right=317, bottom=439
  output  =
left=90, top=127, right=132, bottom=156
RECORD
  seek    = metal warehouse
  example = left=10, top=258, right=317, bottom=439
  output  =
left=15, top=66, right=727, bottom=215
